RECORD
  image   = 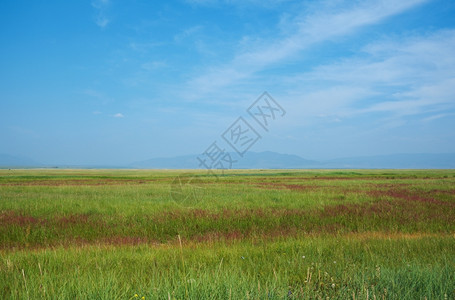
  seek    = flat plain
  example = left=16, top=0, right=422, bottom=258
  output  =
left=0, top=169, right=454, bottom=299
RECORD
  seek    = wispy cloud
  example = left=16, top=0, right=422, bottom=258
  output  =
left=92, top=0, right=110, bottom=29
left=80, top=89, right=112, bottom=105
left=174, top=25, right=204, bottom=43
left=185, top=0, right=428, bottom=96
left=362, top=78, right=455, bottom=116
left=185, top=0, right=294, bottom=8
left=113, top=113, right=124, bottom=118
left=306, top=29, right=455, bottom=86
left=293, top=29, right=455, bottom=119
left=141, top=61, right=167, bottom=71
left=177, top=0, right=454, bottom=134
left=423, top=113, right=455, bottom=122
left=129, top=42, right=164, bottom=53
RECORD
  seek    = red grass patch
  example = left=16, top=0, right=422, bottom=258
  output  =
left=0, top=210, right=46, bottom=226
left=254, top=182, right=318, bottom=191
left=0, top=211, right=105, bottom=228
left=366, top=189, right=455, bottom=206
left=56, top=213, right=96, bottom=227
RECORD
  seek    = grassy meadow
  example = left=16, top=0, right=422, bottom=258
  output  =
left=0, top=169, right=454, bottom=299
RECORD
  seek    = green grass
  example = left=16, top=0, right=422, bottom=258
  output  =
left=1, top=169, right=454, bottom=299
left=2, top=236, right=454, bottom=299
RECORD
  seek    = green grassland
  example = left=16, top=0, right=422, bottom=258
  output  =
left=1, top=169, right=454, bottom=299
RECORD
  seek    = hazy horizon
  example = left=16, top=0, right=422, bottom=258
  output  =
left=2, top=151, right=455, bottom=170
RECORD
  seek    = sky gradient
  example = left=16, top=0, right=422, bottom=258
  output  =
left=1, top=0, right=455, bottom=165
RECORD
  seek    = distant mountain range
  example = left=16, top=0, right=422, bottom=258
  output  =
left=129, top=151, right=319, bottom=169
left=130, top=151, right=455, bottom=169
left=2, top=152, right=455, bottom=169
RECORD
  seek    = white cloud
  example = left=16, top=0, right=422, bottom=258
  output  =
left=174, top=26, right=203, bottom=43
left=185, top=0, right=428, bottom=96
left=423, top=113, right=455, bottom=122
left=80, top=89, right=112, bottom=105
left=82, top=89, right=104, bottom=98
left=95, top=16, right=109, bottom=28
left=185, top=0, right=293, bottom=7
left=295, top=30, right=455, bottom=119
left=141, top=61, right=167, bottom=71
left=113, top=113, right=124, bottom=118
left=385, top=78, right=455, bottom=113
left=307, top=30, right=455, bottom=86
left=217, top=28, right=455, bottom=133
left=129, top=42, right=164, bottom=53
left=92, top=0, right=110, bottom=29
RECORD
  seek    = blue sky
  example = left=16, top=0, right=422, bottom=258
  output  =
left=1, top=0, right=454, bottom=165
